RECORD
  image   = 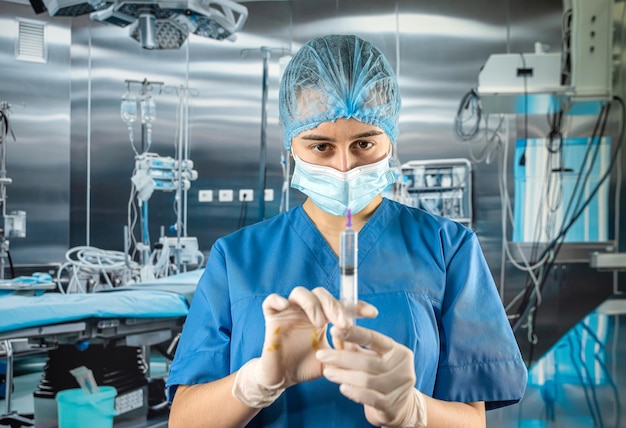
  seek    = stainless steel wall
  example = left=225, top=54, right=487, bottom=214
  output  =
left=0, top=2, right=71, bottom=264
left=2, top=0, right=570, bottom=265
left=1, top=0, right=624, bottom=354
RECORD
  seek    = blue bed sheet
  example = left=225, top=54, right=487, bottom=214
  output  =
left=0, top=269, right=204, bottom=334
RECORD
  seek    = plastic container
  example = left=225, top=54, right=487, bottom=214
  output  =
left=56, top=386, right=117, bottom=428
left=34, top=394, right=58, bottom=428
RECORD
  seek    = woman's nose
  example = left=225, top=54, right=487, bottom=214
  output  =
left=334, top=151, right=356, bottom=172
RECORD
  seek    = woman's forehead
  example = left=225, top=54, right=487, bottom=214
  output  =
left=298, top=118, right=387, bottom=137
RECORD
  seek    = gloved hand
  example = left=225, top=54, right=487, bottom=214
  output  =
left=232, top=286, right=378, bottom=408
left=316, top=325, right=428, bottom=427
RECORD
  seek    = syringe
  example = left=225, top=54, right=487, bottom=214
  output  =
left=340, top=209, right=358, bottom=325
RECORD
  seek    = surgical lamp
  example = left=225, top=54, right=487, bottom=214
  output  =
left=31, top=0, right=248, bottom=50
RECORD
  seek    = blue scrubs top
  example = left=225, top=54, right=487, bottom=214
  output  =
left=167, top=198, right=527, bottom=427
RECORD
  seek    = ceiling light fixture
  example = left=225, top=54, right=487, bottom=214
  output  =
left=31, top=0, right=248, bottom=49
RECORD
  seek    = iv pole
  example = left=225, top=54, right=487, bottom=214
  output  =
left=164, top=84, right=199, bottom=272
left=124, top=78, right=163, bottom=266
left=0, top=102, right=25, bottom=280
left=241, top=46, right=289, bottom=223
left=139, top=79, right=153, bottom=266
left=0, top=102, right=12, bottom=280
left=0, top=102, right=32, bottom=428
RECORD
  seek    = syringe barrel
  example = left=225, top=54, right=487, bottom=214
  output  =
left=340, top=227, right=358, bottom=317
left=340, top=228, right=357, bottom=269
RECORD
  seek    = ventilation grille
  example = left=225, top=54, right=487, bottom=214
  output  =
left=16, top=19, right=47, bottom=63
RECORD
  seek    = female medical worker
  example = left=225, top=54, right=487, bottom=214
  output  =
left=167, top=34, right=528, bottom=427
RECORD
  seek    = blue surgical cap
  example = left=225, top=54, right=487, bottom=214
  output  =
left=279, top=34, right=401, bottom=150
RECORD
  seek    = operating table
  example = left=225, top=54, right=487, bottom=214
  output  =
left=0, top=270, right=202, bottom=427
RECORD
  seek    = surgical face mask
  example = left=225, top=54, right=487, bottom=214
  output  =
left=291, top=153, right=396, bottom=216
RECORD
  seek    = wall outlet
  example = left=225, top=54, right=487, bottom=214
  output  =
left=264, top=189, right=274, bottom=202
left=198, top=189, right=213, bottom=202
left=239, top=189, right=254, bottom=202
left=218, top=189, right=234, bottom=202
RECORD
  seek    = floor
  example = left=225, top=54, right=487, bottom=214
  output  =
left=487, top=296, right=626, bottom=428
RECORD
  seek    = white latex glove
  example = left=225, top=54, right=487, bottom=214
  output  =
left=316, top=325, right=427, bottom=427
left=233, top=286, right=377, bottom=408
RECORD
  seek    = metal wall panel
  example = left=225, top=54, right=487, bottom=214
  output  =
left=0, top=3, right=71, bottom=265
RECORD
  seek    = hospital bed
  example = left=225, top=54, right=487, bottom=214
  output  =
left=0, top=269, right=202, bottom=427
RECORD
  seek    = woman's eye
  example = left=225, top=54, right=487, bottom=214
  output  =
left=355, top=140, right=373, bottom=150
left=312, top=143, right=330, bottom=152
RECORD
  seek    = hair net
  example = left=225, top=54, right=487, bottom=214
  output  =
left=279, top=34, right=401, bottom=150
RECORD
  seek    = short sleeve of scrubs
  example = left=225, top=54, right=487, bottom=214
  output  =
left=434, top=232, right=527, bottom=409
left=166, top=243, right=232, bottom=399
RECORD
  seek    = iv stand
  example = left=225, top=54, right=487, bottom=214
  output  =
left=241, top=47, right=289, bottom=223
left=0, top=103, right=33, bottom=427
left=164, top=84, right=199, bottom=273
left=124, top=78, right=164, bottom=266
left=0, top=102, right=16, bottom=280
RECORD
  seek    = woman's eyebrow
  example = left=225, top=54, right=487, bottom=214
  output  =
left=350, top=130, right=384, bottom=139
left=300, top=130, right=383, bottom=141
left=300, top=134, right=335, bottom=141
